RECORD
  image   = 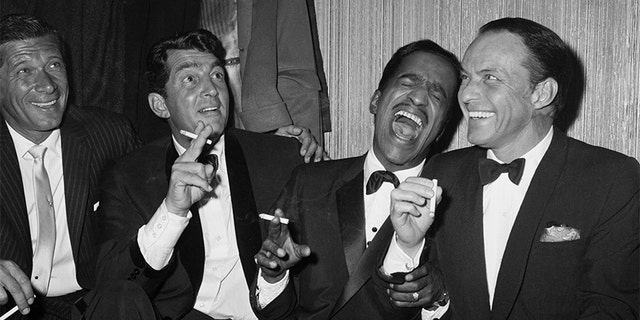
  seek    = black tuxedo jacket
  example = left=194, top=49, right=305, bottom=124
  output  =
left=0, top=106, right=139, bottom=316
left=96, top=129, right=303, bottom=319
left=252, top=155, right=424, bottom=320
left=425, top=128, right=639, bottom=320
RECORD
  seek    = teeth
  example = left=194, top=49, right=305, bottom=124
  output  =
left=394, top=110, right=423, bottom=127
left=32, top=100, right=57, bottom=107
left=469, top=111, right=494, bottom=119
left=200, top=106, right=219, bottom=112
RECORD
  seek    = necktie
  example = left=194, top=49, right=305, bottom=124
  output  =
left=28, top=145, right=56, bottom=295
left=366, top=170, right=400, bottom=195
left=478, top=157, right=526, bottom=185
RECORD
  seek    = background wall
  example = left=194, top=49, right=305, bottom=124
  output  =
left=314, top=0, right=639, bottom=161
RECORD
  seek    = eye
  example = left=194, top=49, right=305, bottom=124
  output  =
left=211, top=71, right=225, bottom=80
left=460, top=74, right=469, bottom=81
left=182, top=75, right=196, bottom=84
left=484, top=74, right=499, bottom=81
left=49, top=61, right=63, bottom=69
left=431, top=93, right=443, bottom=102
left=398, top=78, right=414, bottom=87
left=17, top=67, right=31, bottom=75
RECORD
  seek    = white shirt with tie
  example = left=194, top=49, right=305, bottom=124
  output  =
left=7, top=122, right=83, bottom=297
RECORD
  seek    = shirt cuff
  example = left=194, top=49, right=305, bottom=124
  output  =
left=256, top=269, right=290, bottom=309
left=137, top=199, right=191, bottom=270
left=422, top=300, right=450, bottom=319
left=382, top=232, right=425, bottom=274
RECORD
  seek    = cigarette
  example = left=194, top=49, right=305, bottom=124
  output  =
left=179, top=130, right=213, bottom=145
left=430, top=179, right=438, bottom=216
left=259, top=213, right=290, bottom=225
left=1, top=306, right=18, bottom=320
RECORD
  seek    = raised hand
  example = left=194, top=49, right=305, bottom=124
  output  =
left=274, top=125, right=329, bottom=163
left=165, top=122, right=216, bottom=216
left=0, top=260, right=34, bottom=315
left=254, top=209, right=311, bottom=283
left=389, top=177, right=441, bottom=257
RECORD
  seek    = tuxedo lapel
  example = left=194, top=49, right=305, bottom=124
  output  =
left=336, top=169, right=366, bottom=276
left=60, top=118, right=92, bottom=257
left=0, top=120, right=32, bottom=270
left=491, top=129, right=568, bottom=320
left=332, top=218, right=394, bottom=316
left=445, top=148, right=492, bottom=317
left=225, top=133, right=261, bottom=287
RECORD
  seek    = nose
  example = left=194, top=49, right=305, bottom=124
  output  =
left=34, top=71, right=57, bottom=94
left=458, top=79, right=479, bottom=105
left=407, top=87, right=429, bottom=107
left=201, top=77, right=219, bottom=98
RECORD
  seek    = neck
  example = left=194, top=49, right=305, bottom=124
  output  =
left=491, top=120, right=552, bottom=163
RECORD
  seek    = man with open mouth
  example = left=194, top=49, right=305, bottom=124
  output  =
left=252, top=39, right=461, bottom=320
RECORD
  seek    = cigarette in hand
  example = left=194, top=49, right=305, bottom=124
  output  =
left=179, top=130, right=213, bottom=145
left=430, top=179, right=438, bottom=217
left=259, top=213, right=290, bottom=225
left=0, top=305, right=18, bottom=320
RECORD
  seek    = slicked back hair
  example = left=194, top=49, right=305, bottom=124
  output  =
left=0, top=14, right=64, bottom=66
left=146, top=29, right=225, bottom=98
left=479, top=17, right=573, bottom=118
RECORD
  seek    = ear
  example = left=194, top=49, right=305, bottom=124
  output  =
left=369, top=90, right=382, bottom=115
left=148, top=93, right=170, bottom=119
left=530, top=77, right=558, bottom=110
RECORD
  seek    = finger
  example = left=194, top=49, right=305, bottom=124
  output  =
left=405, top=264, right=429, bottom=282
left=0, top=265, right=32, bottom=312
left=391, top=188, right=428, bottom=208
left=170, top=169, right=213, bottom=193
left=180, top=122, right=213, bottom=162
left=303, top=142, right=318, bottom=163
left=262, top=238, right=287, bottom=258
left=391, top=200, right=423, bottom=218
left=387, top=289, right=433, bottom=306
left=313, top=146, right=324, bottom=163
left=255, top=251, right=279, bottom=270
left=292, top=243, right=311, bottom=259
left=322, top=150, right=331, bottom=161
left=389, top=275, right=429, bottom=292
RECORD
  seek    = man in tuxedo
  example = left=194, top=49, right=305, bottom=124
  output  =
left=252, top=40, right=461, bottom=319
left=95, top=29, right=313, bottom=319
left=0, top=14, right=144, bottom=319
left=405, top=17, right=639, bottom=319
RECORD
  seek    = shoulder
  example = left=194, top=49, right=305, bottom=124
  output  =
left=564, top=136, right=639, bottom=180
left=289, top=155, right=364, bottom=186
left=427, top=146, right=484, bottom=171
left=66, top=106, right=134, bottom=132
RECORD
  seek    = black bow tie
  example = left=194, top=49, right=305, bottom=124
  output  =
left=366, top=170, right=400, bottom=195
left=198, top=153, right=219, bottom=173
left=478, top=158, right=526, bottom=185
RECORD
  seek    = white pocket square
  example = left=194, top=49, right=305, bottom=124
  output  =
left=540, top=222, right=580, bottom=242
left=93, top=201, right=100, bottom=211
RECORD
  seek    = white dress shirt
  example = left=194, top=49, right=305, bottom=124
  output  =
left=7, top=122, right=83, bottom=297
left=257, top=148, right=425, bottom=307
left=483, top=128, right=553, bottom=308
left=137, top=135, right=257, bottom=319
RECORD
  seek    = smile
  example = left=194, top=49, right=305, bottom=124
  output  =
left=392, top=110, right=425, bottom=141
left=31, top=99, right=57, bottom=107
left=199, top=106, right=219, bottom=113
left=469, top=111, right=495, bottom=119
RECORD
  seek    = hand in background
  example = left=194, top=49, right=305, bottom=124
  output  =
left=275, top=125, right=329, bottom=163
left=385, top=263, right=448, bottom=309
left=254, top=209, right=311, bottom=283
left=165, top=122, right=215, bottom=216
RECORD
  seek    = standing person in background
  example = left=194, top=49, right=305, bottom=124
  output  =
left=0, top=14, right=148, bottom=319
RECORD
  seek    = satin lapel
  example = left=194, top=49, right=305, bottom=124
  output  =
left=336, top=168, right=366, bottom=276
left=448, top=149, right=492, bottom=316
left=225, top=133, right=261, bottom=287
left=60, top=118, right=92, bottom=257
left=491, top=129, right=568, bottom=320
left=331, top=217, right=394, bottom=317
left=0, top=120, right=32, bottom=270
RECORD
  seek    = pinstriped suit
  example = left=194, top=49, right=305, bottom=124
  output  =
left=0, top=106, right=139, bottom=317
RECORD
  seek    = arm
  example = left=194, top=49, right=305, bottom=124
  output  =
left=578, top=158, right=639, bottom=319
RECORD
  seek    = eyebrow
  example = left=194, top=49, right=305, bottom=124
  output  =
left=399, top=73, right=448, bottom=98
left=174, top=59, right=222, bottom=74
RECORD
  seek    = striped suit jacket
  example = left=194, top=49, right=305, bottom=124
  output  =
left=0, top=106, right=139, bottom=316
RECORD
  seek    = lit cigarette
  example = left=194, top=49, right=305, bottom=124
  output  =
left=179, top=130, right=213, bottom=145
left=259, top=213, right=290, bottom=225
left=430, top=179, right=438, bottom=216
left=0, top=305, right=18, bottom=320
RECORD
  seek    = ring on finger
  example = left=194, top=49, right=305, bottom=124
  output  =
left=412, top=292, right=419, bottom=301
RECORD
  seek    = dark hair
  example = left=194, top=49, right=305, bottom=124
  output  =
left=0, top=14, right=63, bottom=66
left=147, top=29, right=225, bottom=97
left=479, top=17, right=573, bottom=117
left=377, top=39, right=462, bottom=117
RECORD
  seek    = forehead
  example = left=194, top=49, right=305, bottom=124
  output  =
left=462, top=31, right=529, bottom=74
left=165, top=49, right=220, bottom=75
left=0, top=35, right=62, bottom=66
left=396, top=51, right=458, bottom=93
